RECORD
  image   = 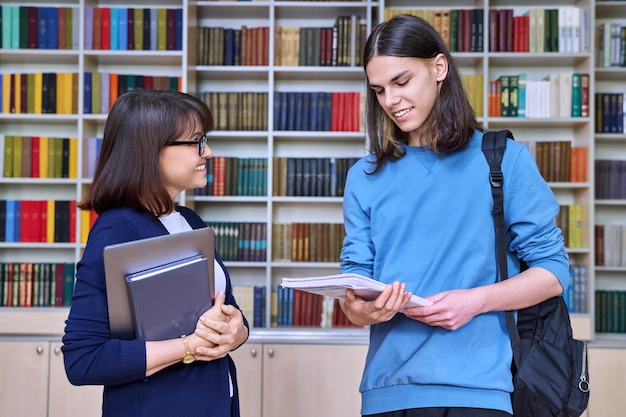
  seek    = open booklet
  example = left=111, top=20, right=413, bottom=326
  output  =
left=280, top=273, right=432, bottom=308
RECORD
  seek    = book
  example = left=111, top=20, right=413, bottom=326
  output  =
left=101, top=7, right=110, bottom=50
left=281, top=273, right=432, bottom=309
left=126, top=254, right=212, bottom=340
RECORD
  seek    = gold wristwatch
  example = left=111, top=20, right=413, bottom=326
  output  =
left=181, top=335, right=195, bottom=364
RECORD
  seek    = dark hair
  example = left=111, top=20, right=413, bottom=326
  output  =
left=363, top=14, right=479, bottom=173
left=78, top=89, right=214, bottom=216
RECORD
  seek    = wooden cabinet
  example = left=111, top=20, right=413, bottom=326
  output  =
left=231, top=343, right=264, bottom=417
left=586, top=346, right=626, bottom=417
left=0, top=340, right=49, bottom=416
left=230, top=342, right=368, bottom=417
left=0, top=339, right=102, bottom=417
left=48, top=341, right=102, bottom=417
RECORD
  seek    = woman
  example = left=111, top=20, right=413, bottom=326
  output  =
left=62, top=89, right=249, bottom=417
left=339, top=14, right=569, bottom=417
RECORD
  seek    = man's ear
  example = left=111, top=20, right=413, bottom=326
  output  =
left=434, top=53, right=449, bottom=82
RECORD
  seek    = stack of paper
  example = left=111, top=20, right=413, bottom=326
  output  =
left=280, top=273, right=432, bottom=308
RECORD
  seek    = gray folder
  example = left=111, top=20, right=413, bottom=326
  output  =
left=126, top=255, right=211, bottom=341
left=103, top=227, right=215, bottom=340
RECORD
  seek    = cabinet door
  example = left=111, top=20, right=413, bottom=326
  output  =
left=263, top=344, right=367, bottom=417
left=230, top=343, right=263, bottom=417
left=48, top=342, right=103, bottom=417
left=0, top=340, right=49, bottom=416
left=587, top=347, right=626, bottom=417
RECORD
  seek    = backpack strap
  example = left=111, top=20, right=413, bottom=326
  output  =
left=481, top=130, right=523, bottom=371
left=482, top=130, right=513, bottom=279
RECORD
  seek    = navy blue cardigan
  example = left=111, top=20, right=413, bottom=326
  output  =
left=62, top=206, right=248, bottom=417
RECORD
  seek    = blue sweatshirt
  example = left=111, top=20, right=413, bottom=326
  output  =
left=340, top=130, right=569, bottom=415
left=62, top=205, right=248, bottom=417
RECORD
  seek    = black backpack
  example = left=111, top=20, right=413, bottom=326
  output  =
left=482, top=130, right=590, bottom=417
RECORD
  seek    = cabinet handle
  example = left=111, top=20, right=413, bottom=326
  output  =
left=36, top=345, right=44, bottom=355
left=267, top=348, right=274, bottom=358
left=54, top=346, right=62, bottom=355
left=250, top=348, right=257, bottom=357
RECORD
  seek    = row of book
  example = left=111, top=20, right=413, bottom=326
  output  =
left=1, top=199, right=96, bottom=244
left=233, top=285, right=357, bottom=329
left=195, top=157, right=268, bottom=197
left=273, top=91, right=364, bottom=132
left=0, top=6, right=183, bottom=51
left=84, top=7, right=183, bottom=51
left=25, top=136, right=595, bottom=198
left=520, top=141, right=588, bottom=183
left=198, top=26, right=269, bottom=66
left=596, top=21, right=626, bottom=68
left=198, top=92, right=268, bottom=131
left=275, top=15, right=366, bottom=67
left=84, top=72, right=181, bottom=114
left=555, top=205, right=585, bottom=249
left=595, top=224, right=626, bottom=267
left=489, top=7, right=590, bottom=54
left=208, top=222, right=267, bottom=262
left=232, top=285, right=266, bottom=328
left=1, top=72, right=77, bottom=115
left=595, top=290, right=626, bottom=333
left=274, top=287, right=358, bottom=328
left=273, top=157, right=359, bottom=198
left=488, top=73, right=590, bottom=118
left=0, top=200, right=76, bottom=243
left=0, top=262, right=75, bottom=307
left=0, top=72, right=182, bottom=115
left=595, top=93, right=625, bottom=134
left=2, top=136, right=78, bottom=179
left=272, top=222, right=345, bottom=263
left=385, top=7, right=590, bottom=54
left=211, top=211, right=585, bottom=264
left=384, top=8, right=484, bottom=53
left=0, top=4, right=610, bottom=59
left=198, top=15, right=367, bottom=67
left=566, top=264, right=588, bottom=314
left=595, top=160, right=626, bottom=200
left=1, top=6, right=78, bottom=50
left=202, top=221, right=349, bottom=264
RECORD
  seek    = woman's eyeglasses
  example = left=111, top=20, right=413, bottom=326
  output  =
left=165, top=133, right=208, bottom=156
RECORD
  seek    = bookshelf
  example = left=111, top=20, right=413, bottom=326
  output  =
left=1, top=0, right=624, bottom=346
left=185, top=0, right=373, bottom=330
left=593, top=0, right=626, bottom=345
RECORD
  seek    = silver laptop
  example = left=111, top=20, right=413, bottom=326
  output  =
left=103, top=227, right=215, bottom=340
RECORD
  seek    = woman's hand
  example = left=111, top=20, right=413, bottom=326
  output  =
left=340, top=281, right=413, bottom=327
left=144, top=291, right=248, bottom=375
left=191, top=291, right=249, bottom=361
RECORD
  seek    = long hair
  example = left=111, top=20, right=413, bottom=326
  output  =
left=363, top=14, right=479, bottom=174
left=78, top=89, right=214, bottom=216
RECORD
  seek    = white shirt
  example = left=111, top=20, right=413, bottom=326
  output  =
left=158, top=211, right=226, bottom=295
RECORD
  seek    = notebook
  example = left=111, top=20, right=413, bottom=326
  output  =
left=126, top=254, right=212, bottom=341
left=103, top=227, right=215, bottom=340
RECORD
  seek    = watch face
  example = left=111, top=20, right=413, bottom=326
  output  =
left=183, top=355, right=195, bottom=364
